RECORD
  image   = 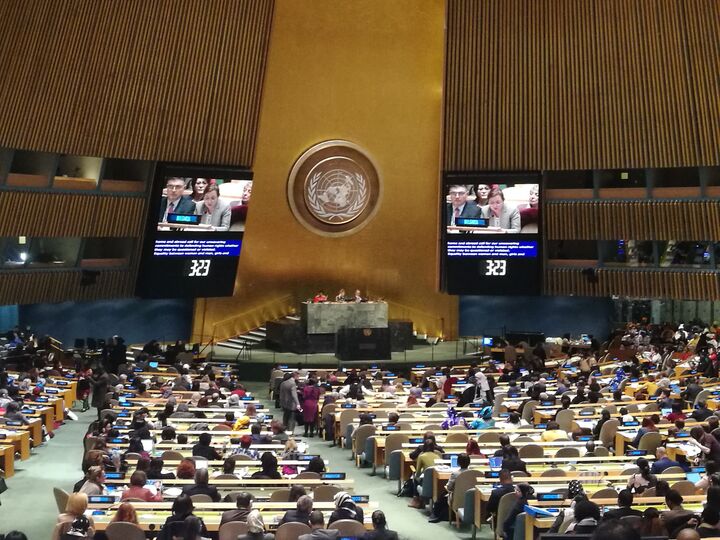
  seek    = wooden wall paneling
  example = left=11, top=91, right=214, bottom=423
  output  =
left=0, top=0, right=273, bottom=165
left=444, top=0, right=720, bottom=170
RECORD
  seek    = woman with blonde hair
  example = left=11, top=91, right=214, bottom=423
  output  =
left=53, top=493, right=95, bottom=540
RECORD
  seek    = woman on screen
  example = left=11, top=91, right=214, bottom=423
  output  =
left=480, top=187, right=521, bottom=233
left=195, top=184, right=231, bottom=231
left=474, top=183, right=491, bottom=207
left=190, top=177, right=209, bottom=202
left=520, top=184, right=539, bottom=228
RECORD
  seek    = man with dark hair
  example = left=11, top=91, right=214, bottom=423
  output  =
left=220, top=492, right=253, bottom=525
left=692, top=401, right=714, bottom=422
left=602, top=489, right=643, bottom=520
left=298, top=510, right=338, bottom=540
left=590, top=520, right=641, bottom=540
left=191, top=432, right=222, bottom=460
left=493, top=435, right=511, bottom=457
left=486, top=469, right=514, bottom=515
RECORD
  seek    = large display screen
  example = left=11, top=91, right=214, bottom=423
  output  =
left=441, top=172, right=542, bottom=295
left=136, top=163, right=251, bottom=298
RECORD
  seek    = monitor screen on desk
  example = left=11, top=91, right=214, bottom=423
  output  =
left=136, top=162, right=249, bottom=298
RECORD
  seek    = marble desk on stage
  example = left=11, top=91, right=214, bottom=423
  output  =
left=301, top=301, right=388, bottom=334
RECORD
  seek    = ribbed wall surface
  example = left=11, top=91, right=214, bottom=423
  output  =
left=0, top=191, right=146, bottom=237
left=444, top=0, right=720, bottom=171
left=546, top=200, right=720, bottom=241
left=0, top=0, right=274, bottom=166
left=0, top=269, right=136, bottom=304
left=546, top=268, right=720, bottom=300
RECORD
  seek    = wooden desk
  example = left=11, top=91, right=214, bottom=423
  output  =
left=0, top=444, right=14, bottom=477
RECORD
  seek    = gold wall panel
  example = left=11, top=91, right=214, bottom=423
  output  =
left=444, top=0, right=720, bottom=171
left=0, top=191, right=146, bottom=237
left=193, top=0, right=457, bottom=342
left=0, top=0, right=273, bottom=166
left=546, top=268, right=720, bottom=301
left=546, top=200, right=720, bottom=241
left=0, top=269, right=135, bottom=305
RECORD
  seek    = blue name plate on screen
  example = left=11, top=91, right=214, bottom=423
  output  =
left=370, top=365, right=378, bottom=369
left=579, top=411, right=593, bottom=416
left=299, top=455, right=320, bottom=461
left=415, top=364, right=425, bottom=368
left=383, top=425, right=399, bottom=431
left=410, top=438, right=424, bottom=444
left=541, top=401, right=554, bottom=406
left=535, top=423, right=547, bottom=429
left=341, top=404, right=356, bottom=409
left=21, top=409, right=34, bottom=414
left=167, top=213, right=201, bottom=224
left=45, top=389, right=58, bottom=394
left=241, top=396, right=253, bottom=401
left=322, top=472, right=346, bottom=480
left=484, top=471, right=500, bottom=478
left=508, top=393, right=520, bottom=398
left=105, top=472, right=125, bottom=479
left=56, top=381, right=68, bottom=386
left=386, top=373, right=395, bottom=376
left=455, top=217, right=489, bottom=227
left=676, top=432, right=690, bottom=438
left=118, top=412, right=130, bottom=417
left=351, top=495, right=369, bottom=503
left=110, top=438, right=125, bottom=443
left=623, top=421, right=639, bottom=426
left=627, top=450, right=647, bottom=456
left=133, top=368, right=142, bottom=372
left=279, top=365, right=288, bottom=368
left=64, top=374, right=74, bottom=378
left=35, top=397, right=49, bottom=402
left=402, top=382, right=412, bottom=386
left=469, top=403, right=484, bottom=408
left=6, top=421, right=21, bottom=426
left=499, top=413, right=509, bottom=418
left=577, top=435, right=592, bottom=441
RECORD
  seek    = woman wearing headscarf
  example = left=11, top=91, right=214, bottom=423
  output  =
left=237, top=510, right=274, bottom=540
left=328, top=491, right=364, bottom=525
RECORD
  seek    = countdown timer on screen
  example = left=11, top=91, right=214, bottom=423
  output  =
left=441, top=172, right=542, bottom=296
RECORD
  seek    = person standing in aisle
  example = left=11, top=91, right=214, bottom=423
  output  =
left=279, top=371, right=302, bottom=434
left=302, top=378, right=321, bottom=437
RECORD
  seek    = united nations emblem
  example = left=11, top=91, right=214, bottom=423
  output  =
left=288, top=141, right=381, bottom=235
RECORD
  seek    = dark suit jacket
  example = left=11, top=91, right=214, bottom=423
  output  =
left=278, top=509, right=311, bottom=526
left=446, top=203, right=482, bottom=226
left=603, top=506, right=643, bottom=520
left=220, top=507, right=251, bottom=525
left=363, top=530, right=399, bottom=540
left=159, top=196, right=196, bottom=221
left=486, top=484, right=515, bottom=514
left=181, top=483, right=221, bottom=502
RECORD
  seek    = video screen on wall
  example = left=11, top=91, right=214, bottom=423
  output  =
left=441, top=172, right=542, bottom=295
left=136, top=163, right=252, bottom=298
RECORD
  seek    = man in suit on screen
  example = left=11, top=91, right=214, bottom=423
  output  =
left=446, top=184, right=481, bottom=227
left=158, top=177, right=196, bottom=223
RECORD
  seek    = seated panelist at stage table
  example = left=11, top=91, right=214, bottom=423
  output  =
left=353, top=289, right=364, bottom=303
left=158, top=177, right=196, bottom=223
left=479, top=187, right=521, bottom=233
left=313, top=291, right=328, bottom=303
left=194, top=183, right=231, bottom=231
left=335, top=289, right=347, bottom=302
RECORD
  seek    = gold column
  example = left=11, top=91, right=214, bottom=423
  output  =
left=193, top=0, right=456, bottom=342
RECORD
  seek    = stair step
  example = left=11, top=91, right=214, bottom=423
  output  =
left=248, top=330, right=266, bottom=338
left=285, top=315, right=301, bottom=321
left=217, top=342, right=247, bottom=351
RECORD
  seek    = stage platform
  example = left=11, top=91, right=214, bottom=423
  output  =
left=208, top=340, right=479, bottom=381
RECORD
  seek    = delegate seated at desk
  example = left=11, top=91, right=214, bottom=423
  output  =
left=479, top=187, right=520, bottom=233
left=158, top=177, right=196, bottom=223
left=446, top=185, right=481, bottom=227
left=194, top=184, right=231, bottom=231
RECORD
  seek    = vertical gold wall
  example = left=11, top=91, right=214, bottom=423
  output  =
left=193, top=0, right=456, bottom=341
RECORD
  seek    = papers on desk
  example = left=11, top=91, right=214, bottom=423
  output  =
left=164, top=487, right=182, bottom=497
left=669, top=442, right=701, bottom=458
